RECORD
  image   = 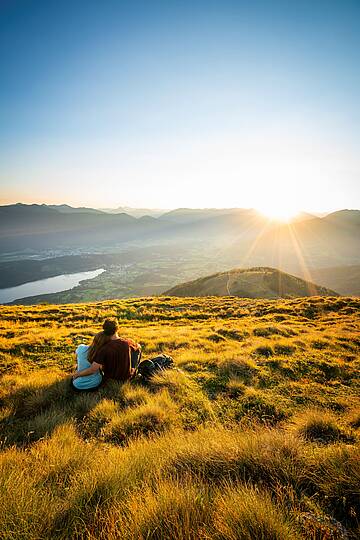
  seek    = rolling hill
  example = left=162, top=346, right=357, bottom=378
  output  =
left=165, top=267, right=338, bottom=298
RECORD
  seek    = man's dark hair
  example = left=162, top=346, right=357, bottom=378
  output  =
left=103, top=318, right=118, bottom=336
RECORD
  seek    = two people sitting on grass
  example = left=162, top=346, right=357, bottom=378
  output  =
left=71, top=318, right=141, bottom=392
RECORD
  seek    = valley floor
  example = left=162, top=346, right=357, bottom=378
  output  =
left=0, top=296, right=359, bottom=539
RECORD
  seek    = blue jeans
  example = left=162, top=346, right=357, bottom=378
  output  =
left=70, top=379, right=102, bottom=392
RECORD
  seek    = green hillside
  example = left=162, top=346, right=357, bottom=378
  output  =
left=0, top=296, right=359, bottom=539
left=165, top=267, right=338, bottom=298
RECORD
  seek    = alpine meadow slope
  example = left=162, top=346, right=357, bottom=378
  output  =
left=164, top=267, right=338, bottom=298
left=0, top=295, right=359, bottom=539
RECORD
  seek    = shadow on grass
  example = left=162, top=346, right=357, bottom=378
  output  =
left=0, top=375, right=148, bottom=447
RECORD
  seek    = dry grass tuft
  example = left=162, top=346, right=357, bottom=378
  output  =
left=212, top=485, right=302, bottom=540
left=293, top=409, right=355, bottom=444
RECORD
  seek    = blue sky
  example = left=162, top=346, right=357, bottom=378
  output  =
left=1, top=0, right=359, bottom=212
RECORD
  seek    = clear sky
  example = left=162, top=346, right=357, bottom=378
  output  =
left=1, top=0, right=359, bottom=215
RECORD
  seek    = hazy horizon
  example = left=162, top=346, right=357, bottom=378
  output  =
left=1, top=200, right=358, bottom=217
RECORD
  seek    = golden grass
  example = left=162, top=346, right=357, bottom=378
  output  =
left=0, top=295, right=359, bottom=539
left=211, top=485, right=302, bottom=540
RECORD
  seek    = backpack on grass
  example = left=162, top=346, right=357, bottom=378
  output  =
left=137, top=354, right=174, bottom=381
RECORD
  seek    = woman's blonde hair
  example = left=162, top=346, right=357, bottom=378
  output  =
left=88, top=331, right=111, bottom=364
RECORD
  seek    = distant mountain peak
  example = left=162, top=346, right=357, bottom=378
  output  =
left=47, top=204, right=105, bottom=215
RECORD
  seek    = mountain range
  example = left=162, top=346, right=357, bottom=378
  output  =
left=0, top=203, right=163, bottom=252
left=99, top=206, right=166, bottom=218
left=0, top=203, right=359, bottom=297
left=1, top=203, right=359, bottom=260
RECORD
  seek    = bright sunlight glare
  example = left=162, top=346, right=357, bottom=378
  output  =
left=256, top=203, right=301, bottom=222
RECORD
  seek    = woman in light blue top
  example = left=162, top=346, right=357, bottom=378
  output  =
left=72, top=331, right=110, bottom=391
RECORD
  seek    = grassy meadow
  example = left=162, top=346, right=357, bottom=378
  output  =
left=0, top=295, right=359, bottom=539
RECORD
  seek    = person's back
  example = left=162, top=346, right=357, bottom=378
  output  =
left=94, top=319, right=141, bottom=382
left=95, top=338, right=132, bottom=382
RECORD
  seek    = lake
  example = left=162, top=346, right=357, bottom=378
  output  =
left=0, top=269, right=105, bottom=304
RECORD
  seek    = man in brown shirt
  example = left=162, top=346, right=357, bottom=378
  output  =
left=72, top=319, right=141, bottom=384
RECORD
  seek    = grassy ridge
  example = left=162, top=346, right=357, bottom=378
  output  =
left=0, top=296, right=359, bottom=539
left=165, top=267, right=338, bottom=298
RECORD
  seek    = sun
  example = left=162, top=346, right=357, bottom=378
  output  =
left=256, top=203, right=300, bottom=223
